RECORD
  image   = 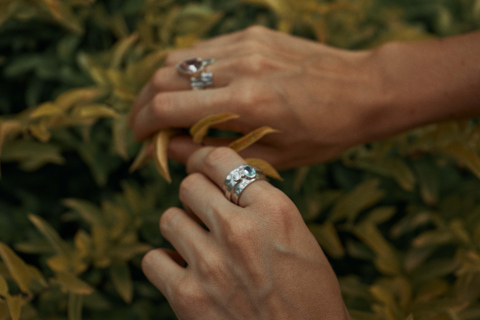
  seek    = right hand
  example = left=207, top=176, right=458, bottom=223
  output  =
left=129, top=26, right=388, bottom=169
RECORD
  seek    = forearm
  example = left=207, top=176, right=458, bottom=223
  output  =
left=365, top=31, right=480, bottom=141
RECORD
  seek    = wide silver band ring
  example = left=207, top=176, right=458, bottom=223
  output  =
left=223, top=164, right=266, bottom=205
left=176, top=58, right=215, bottom=90
left=191, top=72, right=213, bottom=90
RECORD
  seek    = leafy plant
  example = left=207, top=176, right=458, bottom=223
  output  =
left=1, top=0, right=480, bottom=319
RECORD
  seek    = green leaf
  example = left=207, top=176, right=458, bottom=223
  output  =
left=28, top=214, right=70, bottom=257
left=6, top=294, right=22, bottom=320
left=308, top=222, right=345, bottom=258
left=63, top=199, right=104, bottom=227
left=56, top=272, right=94, bottom=295
left=0, top=275, right=8, bottom=296
left=329, top=179, right=384, bottom=224
left=68, top=293, right=84, bottom=320
left=441, top=142, right=480, bottom=180
left=109, top=263, right=133, bottom=303
left=0, top=243, right=32, bottom=294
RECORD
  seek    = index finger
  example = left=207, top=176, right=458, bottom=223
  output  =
left=186, top=147, right=271, bottom=208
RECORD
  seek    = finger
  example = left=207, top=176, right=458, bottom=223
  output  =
left=186, top=147, right=272, bottom=207
left=160, top=207, right=211, bottom=265
left=179, top=173, right=239, bottom=230
left=168, top=135, right=280, bottom=166
left=130, top=61, right=232, bottom=127
left=142, top=248, right=186, bottom=296
left=131, top=87, right=232, bottom=141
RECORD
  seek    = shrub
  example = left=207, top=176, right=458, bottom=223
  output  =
left=1, top=0, right=480, bottom=319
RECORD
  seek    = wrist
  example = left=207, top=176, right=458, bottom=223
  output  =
left=361, top=34, right=480, bottom=143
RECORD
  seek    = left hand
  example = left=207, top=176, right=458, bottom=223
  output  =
left=142, top=147, right=350, bottom=320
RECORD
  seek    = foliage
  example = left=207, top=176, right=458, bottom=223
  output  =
left=0, top=0, right=480, bottom=319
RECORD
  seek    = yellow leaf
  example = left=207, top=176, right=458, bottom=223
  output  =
left=6, top=295, right=21, bottom=320
left=190, top=113, right=239, bottom=144
left=73, top=104, right=119, bottom=119
left=109, top=263, right=132, bottom=303
left=308, top=222, right=345, bottom=258
left=129, top=143, right=151, bottom=173
left=405, top=314, right=414, bottom=320
left=0, top=243, right=32, bottom=294
left=229, top=126, right=280, bottom=152
left=245, top=158, right=283, bottom=181
left=29, top=123, right=51, bottom=142
left=29, top=103, right=64, bottom=119
left=0, top=275, right=8, bottom=296
left=110, top=33, right=139, bottom=69
left=55, top=87, right=102, bottom=111
left=28, top=214, right=70, bottom=257
left=56, top=272, right=94, bottom=295
left=442, top=143, right=480, bottom=180
left=47, top=255, right=70, bottom=273
left=154, top=130, right=173, bottom=183
left=63, top=199, right=104, bottom=227
left=113, top=114, right=130, bottom=160
left=0, top=120, right=21, bottom=177
left=68, top=293, right=83, bottom=320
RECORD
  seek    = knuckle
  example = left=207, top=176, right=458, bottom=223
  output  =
left=243, top=52, right=268, bottom=74
left=179, top=173, right=203, bottom=203
left=197, top=252, right=226, bottom=281
left=172, top=279, right=205, bottom=310
left=151, top=68, right=167, bottom=90
left=225, top=218, right=256, bottom=247
left=244, top=25, right=267, bottom=37
left=159, top=208, right=180, bottom=234
left=141, top=249, right=157, bottom=272
left=164, top=52, right=181, bottom=67
left=203, top=147, right=235, bottom=172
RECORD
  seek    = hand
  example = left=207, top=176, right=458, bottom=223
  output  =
left=129, top=26, right=386, bottom=169
left=142, top=147, right=350, bottom=320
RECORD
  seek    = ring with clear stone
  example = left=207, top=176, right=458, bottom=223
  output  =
left=223, top=165, right=266, bottom=205
left=176, top=57, right=215, bottom=78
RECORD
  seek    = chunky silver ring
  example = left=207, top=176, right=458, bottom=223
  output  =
left=223, top=165, right=266, bottom=205
left=176, top=57, right=215, bottom=77
left=190, top=72, right=213, bottom=90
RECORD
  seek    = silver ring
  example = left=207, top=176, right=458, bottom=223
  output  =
left=223, top=165, right=266, bottom=205
left=176, top=57, right=215, bottom=78
left=191, top=72, right=213, bottom=90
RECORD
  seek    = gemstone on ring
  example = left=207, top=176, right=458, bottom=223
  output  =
left=176, top=58, right=215, bottom=78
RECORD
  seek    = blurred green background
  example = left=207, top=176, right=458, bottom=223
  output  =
left=1, top=0, right=480, bottom=319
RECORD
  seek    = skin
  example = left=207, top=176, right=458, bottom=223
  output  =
left=142, top=147, right=351, bottom=320
left=133, top=26, right=480, bottom=319
left=130, top=26, right=480, bottom=169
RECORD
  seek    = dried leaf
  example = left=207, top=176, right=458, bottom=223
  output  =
left=245, top=158, right=283, bottom=181
left=6, top=295, right=21, bottom=320
left=229, top=126, right=280, bottom=152
left=109, top=263, right=133, bottom=303
left=0, top=243, right=32, bottom=293
left=129, top=143, right=151, bottom=173
left=190, top=113, right=239, bottom=143
left=154, top=130, right=174, bottom=183
left=29, top=102, right=64, bottom=119
left=56, top=272, right=94, bottom=295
